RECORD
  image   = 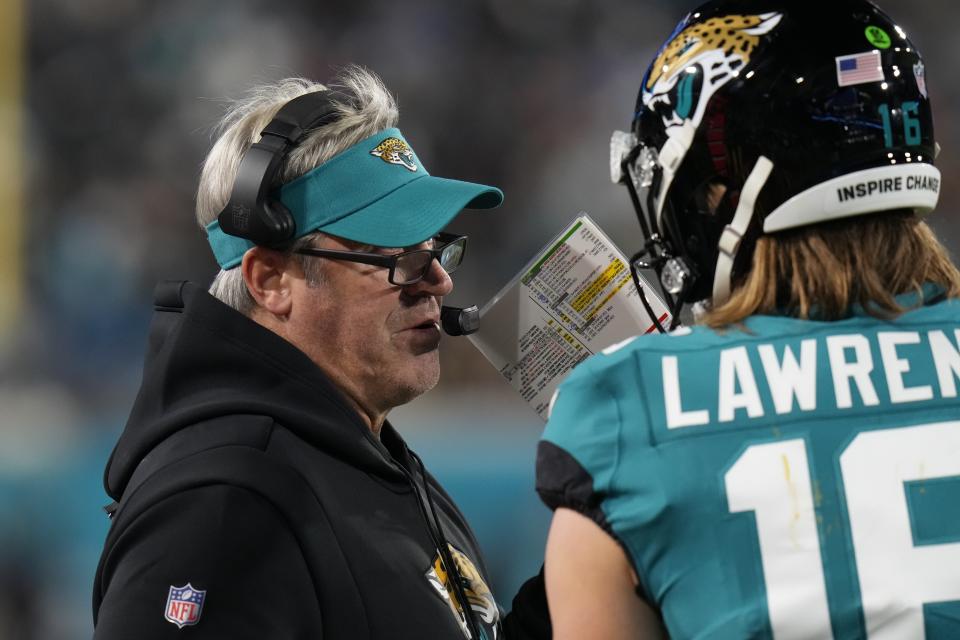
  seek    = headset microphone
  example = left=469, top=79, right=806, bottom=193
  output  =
left=440, top=305, right=479, bottom=336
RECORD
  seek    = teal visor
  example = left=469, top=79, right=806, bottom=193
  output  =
left=205, top=127, right=503, bottom=269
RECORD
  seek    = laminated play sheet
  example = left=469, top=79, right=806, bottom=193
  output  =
left=467, top=214, right=672, bottom=420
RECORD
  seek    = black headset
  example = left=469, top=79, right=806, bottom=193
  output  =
left=216, top=90, right=344, bottom=246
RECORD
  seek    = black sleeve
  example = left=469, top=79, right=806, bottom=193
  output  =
left=94, top=484, right=322, bottom=639
left=536, top=440, right=609, bottom=528
left=501, top=567, right=551, bottom=640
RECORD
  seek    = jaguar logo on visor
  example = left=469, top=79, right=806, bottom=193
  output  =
left=370, top=137, right=418, bottom=172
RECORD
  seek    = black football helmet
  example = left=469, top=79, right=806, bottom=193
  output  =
left=612, top=0, right=939, bottom=328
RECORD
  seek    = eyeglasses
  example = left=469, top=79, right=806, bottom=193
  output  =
left=294, top=232, right=468, bottom=286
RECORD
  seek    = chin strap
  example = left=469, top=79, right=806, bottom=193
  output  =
left=655, top=121, right=697, bottom=226
left=712, top=156, right=774, bottom=304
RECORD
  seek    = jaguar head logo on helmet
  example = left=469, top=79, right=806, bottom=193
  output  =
left=643, top=11, right=783, bottom=131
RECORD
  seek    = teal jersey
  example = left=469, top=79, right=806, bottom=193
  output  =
left=538, top=289, right=960, bottom=639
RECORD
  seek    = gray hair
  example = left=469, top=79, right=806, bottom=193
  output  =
left=196, top=66, right=400, bottom=314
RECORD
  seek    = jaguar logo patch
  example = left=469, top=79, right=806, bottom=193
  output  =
left=425, top=544, right=499, bottom=638
left=370, top=137, right=418, bottom=172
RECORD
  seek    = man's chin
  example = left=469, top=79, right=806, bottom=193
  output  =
left=389, top=363, right=441, bottom=408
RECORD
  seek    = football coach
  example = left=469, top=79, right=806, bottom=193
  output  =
left=92, top=67, right=548, bottom=639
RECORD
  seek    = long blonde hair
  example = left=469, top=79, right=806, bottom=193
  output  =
left=703, top=211, right=960, bottom=328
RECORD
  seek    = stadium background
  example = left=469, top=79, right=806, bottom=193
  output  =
left=0, top=0, right=957, bottom=636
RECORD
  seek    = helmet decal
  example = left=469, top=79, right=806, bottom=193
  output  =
left=835, top=51, right=885, bottom=88
left=914, top=61, right=927, bottom=98
left=643, top=12, right=782, bottom=133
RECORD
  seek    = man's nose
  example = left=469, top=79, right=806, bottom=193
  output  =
left=405, top=257, right=453, bottom=297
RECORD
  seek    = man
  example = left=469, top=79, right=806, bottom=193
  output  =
left=93, top=67, right=547, bottom=639
left=538, top=1, right=960, bottom=638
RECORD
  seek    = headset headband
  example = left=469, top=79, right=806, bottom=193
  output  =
left=216, top=90, right=344, bottom=246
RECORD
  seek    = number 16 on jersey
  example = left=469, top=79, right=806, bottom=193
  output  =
left=725, top=421, right=960, bottom=639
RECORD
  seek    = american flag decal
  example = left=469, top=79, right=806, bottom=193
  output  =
left=836, top=50, right=885, bottom=87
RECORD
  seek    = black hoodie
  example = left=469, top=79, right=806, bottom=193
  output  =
left=92, top=281, right=505, bottom=639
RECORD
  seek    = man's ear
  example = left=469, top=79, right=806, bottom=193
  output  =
left=241, top=247, right=296, bottom=317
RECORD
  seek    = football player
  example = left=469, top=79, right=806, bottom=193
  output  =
left=537, top=1, right=960, bottom=637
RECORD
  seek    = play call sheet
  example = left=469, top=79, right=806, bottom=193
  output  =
left=468, top=215, right=672, bottom=419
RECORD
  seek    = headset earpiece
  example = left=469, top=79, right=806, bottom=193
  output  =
left=217, top=90, right=344, bottom=246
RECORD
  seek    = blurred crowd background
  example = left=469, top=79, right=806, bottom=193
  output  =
left=1, top=0, right=958, bottom=637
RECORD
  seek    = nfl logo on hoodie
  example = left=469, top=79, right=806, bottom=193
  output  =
left=165, top=584, right=206, bottom=628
